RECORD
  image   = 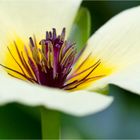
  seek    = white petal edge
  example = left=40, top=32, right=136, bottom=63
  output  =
left=83, top=6, right=140, bottom=94
left=0, top=75, right=113, bottom=116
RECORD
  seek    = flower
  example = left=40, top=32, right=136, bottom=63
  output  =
left=0, top=0, right=140, bottom=117
left=0, top=0, right=113, bottom=116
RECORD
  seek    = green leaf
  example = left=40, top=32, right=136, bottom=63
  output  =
left=69, top=7, right=91, bottom=52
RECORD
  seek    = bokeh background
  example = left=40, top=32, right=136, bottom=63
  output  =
left=0, top=1, right=140, bottom=139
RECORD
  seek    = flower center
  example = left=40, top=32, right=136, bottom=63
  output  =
left=1, top=28, right=109, bottom=90
left=30, top=28, right=77, bottom=88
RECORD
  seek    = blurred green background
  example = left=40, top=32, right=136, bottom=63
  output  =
left=1, top=1, right=140, bottom=139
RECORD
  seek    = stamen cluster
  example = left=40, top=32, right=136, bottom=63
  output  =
left=29, top=28, right=76, bottom=88
left=1, top=28, right=103, bottom=90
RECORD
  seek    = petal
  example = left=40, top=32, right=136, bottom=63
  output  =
left=0, top=0, right=82, bottom=38
left=88, top=64, right=140, bottom=95
left=0, top=75, right=113, bottom=116
left=79, top=6, right=140, bottom=93
left=108, top=65, right=140, bottom=95
left=83, top=6, right=140, bottom=69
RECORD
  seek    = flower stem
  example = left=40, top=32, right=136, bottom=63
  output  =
left=41, top=107, right=60, bottom=139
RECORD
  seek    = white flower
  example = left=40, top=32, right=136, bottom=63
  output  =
left=0, top=0, right=140, bottom=117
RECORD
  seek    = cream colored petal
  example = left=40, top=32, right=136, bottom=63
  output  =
left=81, top=6, right=140, bottom=94
left=0, top=75, right=113, bottom=116
left=88, top=64, right=140, bottom=95
left=108, top=65, right=140, bottom=95
left=0, top=0, right=82, bottom=38
left=84, top=6, right=140, bottom=69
